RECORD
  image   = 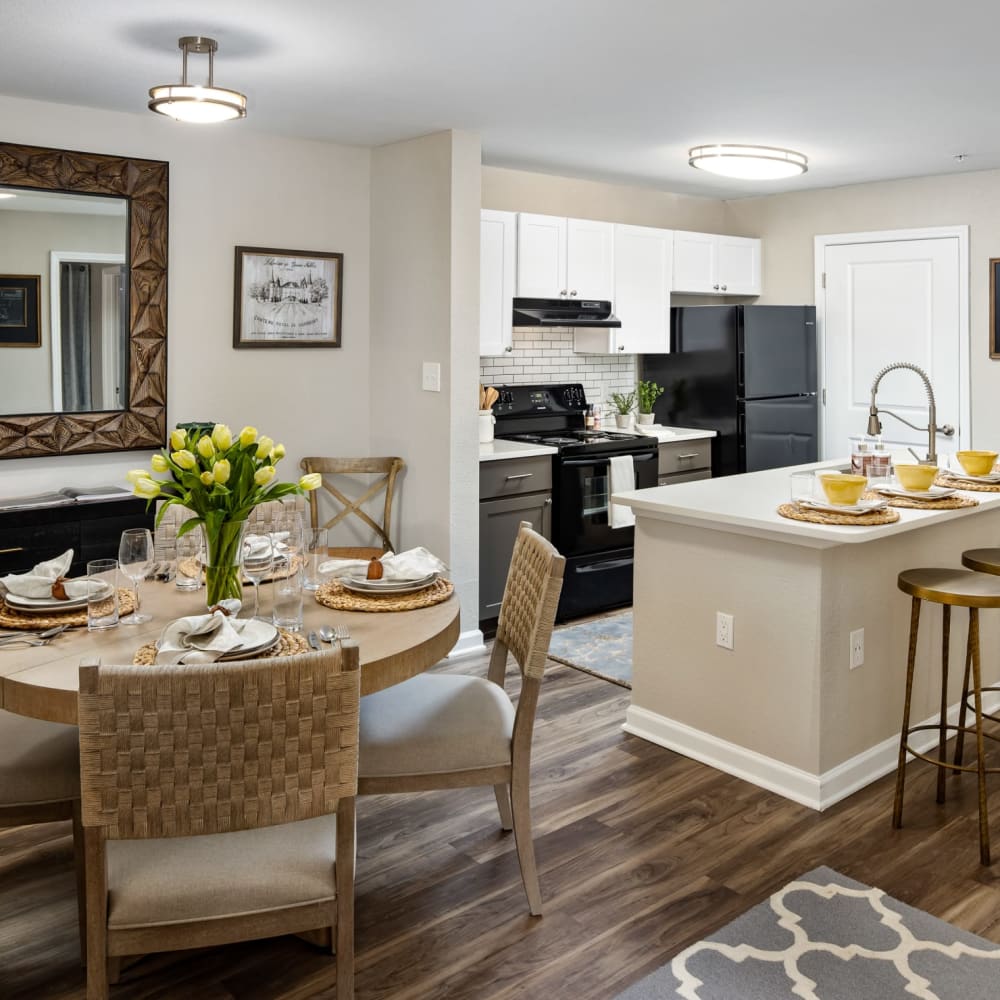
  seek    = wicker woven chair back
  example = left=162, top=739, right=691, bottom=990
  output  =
left=78, top=646, right=360, bottom=840
left=299, top=456, right=404, bottom=553
left=495, top=523, right=565, bottom=681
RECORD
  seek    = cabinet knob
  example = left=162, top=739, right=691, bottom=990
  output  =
left=713, top=283, right=720, bottom=290
left=504, top=346, right=513, bottom=353
left=618, top=344, right=625, bottom=351
left=721, top=284, right=728, bottom=291
left=544, top=497, right=552, bottom=506
left=560, top=289, right=568, bottom=297
left=570, top=290, right=577, bottom=296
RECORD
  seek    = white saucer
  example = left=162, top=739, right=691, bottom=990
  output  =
left=796, top=497, right=888, bottom=516
left=877, top=485, right=957, bottom=500
left=340, top=572, right=438, bottom=595
left=5, top=580, right=113, bottom=612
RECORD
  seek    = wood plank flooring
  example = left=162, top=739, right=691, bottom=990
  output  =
left=4, top=645, right=1000, bottom=998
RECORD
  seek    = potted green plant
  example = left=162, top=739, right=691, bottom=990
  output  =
left=610, top=390, right=636, bottom=429
left=636, top=380, right=664, bottom=425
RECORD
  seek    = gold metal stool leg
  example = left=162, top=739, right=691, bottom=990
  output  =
left=936, top=605, right=951, bottom=804
left=954, top=612, right=974, bottom=769
left=970, top=609, right=991, bottom=865
left=893, top=596, right=922, bottom=829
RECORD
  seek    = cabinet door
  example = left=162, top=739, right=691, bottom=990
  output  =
left=480, top=210, right=516, bottom=355
left=613, top=224, right=672, bottom=353
left=717, top=236, right=761, bottom=295
left=479, top=492, right=552, bottom=621
left=516, top=213, right=567, bottom=298
left=566, top=218, right=614, bottom=301
left=672, top=231, right=718, bottom=293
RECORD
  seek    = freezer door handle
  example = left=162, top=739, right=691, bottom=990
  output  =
left=738, top=353, right=745, bottom=389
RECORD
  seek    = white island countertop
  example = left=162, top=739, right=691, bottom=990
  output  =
left=479, top=438, right=557, bottom=462
left=633, top=425, right=717, bottom=444
left=614, top=459, right=1000, bottom=548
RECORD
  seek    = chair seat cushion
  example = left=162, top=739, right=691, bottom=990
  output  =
left=107, top=815, right=337, bottom=928
left=0, top=709, right=80, bottom=806
left=359, top=674, right=514, bottom=778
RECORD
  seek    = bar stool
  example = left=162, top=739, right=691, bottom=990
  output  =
left=894, top=567, right=1000, bottom=865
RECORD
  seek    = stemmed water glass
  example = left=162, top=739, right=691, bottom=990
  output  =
left=242, top=535, right=274, bottom=621
left=118, top=527, right=153, bottom=625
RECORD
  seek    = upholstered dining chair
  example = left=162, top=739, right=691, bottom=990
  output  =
left=298, top=457, right=405, bottom=559
left=357, top=522, right=565, bottom=915
left=0, top=709, right=85, bottom=955
left=77, top=644, right=360, bottom=1000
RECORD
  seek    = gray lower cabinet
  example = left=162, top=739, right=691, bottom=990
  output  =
left=658, top=438, right=712, bottom=487
left=479, top=457, right=552, bottom=622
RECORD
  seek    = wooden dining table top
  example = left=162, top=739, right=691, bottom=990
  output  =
left=0, top=580, right=460, bottom=725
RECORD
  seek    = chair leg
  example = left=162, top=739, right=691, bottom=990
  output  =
left=84, top=830, right=108, bottom=1000
left=970, top=609, right=991, bottom=866
left=510, top=764, right=542, bottom=916
left=893, top=596, right=921, bottom=829
left=336, top=797, right=355, bottom=1000
left=954, top=611, right=974, bottom=768
left=494, top=782, right=513, bottom=831
left=937, top=605, right=951, bottom=804
left=71, top=800, right=87, bottom=965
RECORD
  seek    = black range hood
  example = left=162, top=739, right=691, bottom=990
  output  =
left=512, top=297, right=621, bottom=328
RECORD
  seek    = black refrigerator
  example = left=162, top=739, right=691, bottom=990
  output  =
left=641, top=305, right=818, bottom=477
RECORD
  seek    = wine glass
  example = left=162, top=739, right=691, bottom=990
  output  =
left=242, top=535, right=274, bottom=620
left=118, top=528, right=153, bottom=625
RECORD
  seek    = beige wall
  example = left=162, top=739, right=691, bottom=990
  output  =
left=724, top=168, right=1000, bottom=447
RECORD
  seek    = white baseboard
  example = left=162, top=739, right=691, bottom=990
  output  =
left=447, top=629, right=486, bottom=660
left=624, top=691, right=1000, bottom=812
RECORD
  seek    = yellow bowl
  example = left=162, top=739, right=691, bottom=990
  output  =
left=956, top=450, right=999, bottom=477
left=894, top=464, right=939, bottom=491
left=817, top=473, right=867, bottom=505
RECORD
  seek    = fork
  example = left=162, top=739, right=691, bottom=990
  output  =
left=335, top=625, right=351, bottom=641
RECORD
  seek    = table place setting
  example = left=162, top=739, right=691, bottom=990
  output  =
left=779, top=471, right=901, bottom=525
left=935, top=449, right=1000, bottom=492
left=316, top=546, right=453, bottom=612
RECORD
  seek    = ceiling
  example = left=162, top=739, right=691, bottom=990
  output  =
left=3, top=0, right=999, bottom=199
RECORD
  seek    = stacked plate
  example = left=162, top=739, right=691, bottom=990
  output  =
left=876, top=485, right=958, bottom=501
left=216, top=620, right=280, bottom=660
left=944, top=472, right=1000, bottom=485
left=340, top=571, right=438, bottom=596
left=795, top=497, right=888, bottom=516
left=4, top=581, right=113, bottom=614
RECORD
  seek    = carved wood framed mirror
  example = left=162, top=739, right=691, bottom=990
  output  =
left=0, top=142, right=167, bottom=460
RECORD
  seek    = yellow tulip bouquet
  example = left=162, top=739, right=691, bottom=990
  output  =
left=128, top=424, right=321, bottom=605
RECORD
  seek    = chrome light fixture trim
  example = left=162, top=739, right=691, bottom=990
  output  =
left=148, top=36, right=247, bottom=123
left=688, top=144, right=808, bottom=180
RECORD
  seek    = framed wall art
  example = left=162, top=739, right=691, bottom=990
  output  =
left=233, top=246, right=343, bottom=349
left=0, top=274, right=40, bottom=348
left=991, top=258, right=1000, bottom=359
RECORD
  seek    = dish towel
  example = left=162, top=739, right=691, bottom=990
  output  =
left=319, top=546, right=447, bottom=581
left=609, top=456, right=636, bottom=529
left=0, top=549, right=106, bottom=599
left=155, top=600, right=251, bottom=664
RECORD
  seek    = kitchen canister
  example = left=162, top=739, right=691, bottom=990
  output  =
left=479, top=409, right=496, bottom=443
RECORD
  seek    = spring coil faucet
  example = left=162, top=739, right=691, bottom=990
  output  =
left=866, top=361, right=954, bottom=465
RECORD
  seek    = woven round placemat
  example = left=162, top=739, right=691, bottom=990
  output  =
left=865, top=489, right=979, bottom=511
left=935, top=474, right=1000, bottom=493
left=777, top=503, right=900, bottom=526
left=0, top=588, right=137, bottom=630
left=132, top=627, right=309, bottom=665
left=178, top=554, right=305, bottom=584
left=315, top=577, right=454, bottom=613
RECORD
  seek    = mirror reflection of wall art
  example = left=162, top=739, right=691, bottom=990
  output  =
left=991, top=257, right=1000, bottom=359
left=0, top=274, right=40, bottom=348
left=233, top=246, right=343, bottom=349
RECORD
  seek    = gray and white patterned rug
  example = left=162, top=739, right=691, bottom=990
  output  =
left=614, top=867, right=1000, bottom=999
left=547, top=610, right=632, bottom=688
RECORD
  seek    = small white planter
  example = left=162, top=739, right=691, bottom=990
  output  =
left=615, top=413, right=633, bottom=430
left=636, top=413, right=655, bottom=425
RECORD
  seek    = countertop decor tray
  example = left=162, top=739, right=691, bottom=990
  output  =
left=315, top=577, right=453, bottom=613
left=777, top=503, right=900, bottom=526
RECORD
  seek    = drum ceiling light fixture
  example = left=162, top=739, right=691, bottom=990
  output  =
left=688, top=144, right=808, bottom=180
left=148, top=36, right=247, bottom=123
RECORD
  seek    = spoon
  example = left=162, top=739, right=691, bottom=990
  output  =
left=318, top=625, right=336, bottom=643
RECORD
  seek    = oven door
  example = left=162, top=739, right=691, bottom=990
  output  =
left=553, top=449, right=657, bottom=556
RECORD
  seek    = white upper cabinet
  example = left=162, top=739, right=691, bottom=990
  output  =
left=612, top=224, right=672, bottom=354
left=672, top=231, right=761, bottom=295
left=516, top=213, right=614, bottom=300
left=480, top=209, right=516, bottom=356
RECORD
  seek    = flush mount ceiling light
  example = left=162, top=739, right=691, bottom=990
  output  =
left=148, top=36, right=247, bottom=123
left=688, top=144, right=808, bottom=180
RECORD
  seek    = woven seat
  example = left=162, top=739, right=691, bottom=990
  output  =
left=78, top=645, right=360, bottom=1000
left=358, top=522, right=564, bottom=915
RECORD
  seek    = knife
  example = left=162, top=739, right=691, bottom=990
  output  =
left=307, top=631, right=321, bottom=650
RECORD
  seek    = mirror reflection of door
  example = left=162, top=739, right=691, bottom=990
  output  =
left=50, top=251, right=127, bottom=412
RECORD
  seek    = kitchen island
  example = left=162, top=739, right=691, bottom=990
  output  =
left=614, top=461, right=1000, bottom=810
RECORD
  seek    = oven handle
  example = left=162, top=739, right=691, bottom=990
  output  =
left=562, top=452, right=657, bottom=467
left=575, top=556, right=634, bottom=573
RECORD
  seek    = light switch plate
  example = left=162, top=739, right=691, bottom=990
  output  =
left=422, top=362, right=441, bottom=392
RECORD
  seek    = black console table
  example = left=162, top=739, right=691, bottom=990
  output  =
left=0, top=494, right=154, bottom=577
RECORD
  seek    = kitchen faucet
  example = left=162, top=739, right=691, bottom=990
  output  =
left=866, top=361, right=955, bottom=465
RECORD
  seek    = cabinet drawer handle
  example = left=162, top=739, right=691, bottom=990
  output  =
left=544, top=497, right=552, bottom=505
left=505, top=473, right=534, bottom=481
left=677, top=452, right=700, bottom=460
left=0, top=546, right=25, bottom=554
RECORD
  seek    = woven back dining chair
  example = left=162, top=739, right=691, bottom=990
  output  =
left=298, top=457, right=404, bottom=559
left=154, top=495, right=307, bottom=548
left=78, top=644, right=360, bottom=1000
left=357, top=522, right=564, bottom=914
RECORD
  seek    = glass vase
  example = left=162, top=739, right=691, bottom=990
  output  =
left=201, top=520, right=247, bottom=607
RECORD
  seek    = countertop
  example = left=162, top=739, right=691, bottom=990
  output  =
left=613, top=459, right=1000, bottom=548
left=479, top=439, right=558, bottom=462
left=634, top=425, right=717, bottom=443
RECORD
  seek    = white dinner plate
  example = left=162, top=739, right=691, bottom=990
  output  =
left=216, top=619, right=280, bottom=660
left=876, top=485, right=958, bottom=501
left=340, top=572, right=438, bottom=595
left=944, top=472, right=1000, bottom=485
left=4, top=580, right=113, bottom=612
left=796, top=498, right=888, bottom=516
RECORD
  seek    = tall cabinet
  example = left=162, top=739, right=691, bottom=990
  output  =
left=480, top=209, right=516, bottom=356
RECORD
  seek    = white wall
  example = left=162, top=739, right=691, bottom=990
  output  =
left=0, top=94, right=371, bottom=499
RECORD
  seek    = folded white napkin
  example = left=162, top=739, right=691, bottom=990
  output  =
left=319, top=546, right=447, bottom=582
left=0, top=549, right=107, bottom=600
left=155, top=601, right=250, bottom=664
left=243, top=532, right=292, bottom=557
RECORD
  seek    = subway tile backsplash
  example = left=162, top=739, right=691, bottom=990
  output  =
left=479, top=327, right=636, bottom=419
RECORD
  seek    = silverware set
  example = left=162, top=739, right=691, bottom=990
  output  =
left=308, top=625, right=350, bottom=648
left=0, top=625, right=69, bottom=648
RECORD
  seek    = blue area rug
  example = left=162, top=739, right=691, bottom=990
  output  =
left=614, top=866, right=1000, bottom=999
left=547, top=610, right=632, bottom=688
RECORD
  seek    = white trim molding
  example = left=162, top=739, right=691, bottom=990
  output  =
left=447, top=628, right=486, bottom=660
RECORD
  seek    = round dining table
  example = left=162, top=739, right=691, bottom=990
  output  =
left=0, top=579, right=461, bottom=724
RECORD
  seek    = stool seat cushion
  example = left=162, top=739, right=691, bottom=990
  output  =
left=897, top=568, right=1000, bottom=607
left=0, top=709, right=80, bottom=806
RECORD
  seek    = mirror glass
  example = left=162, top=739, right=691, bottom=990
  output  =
left=0, top=186, right=128, bottom=415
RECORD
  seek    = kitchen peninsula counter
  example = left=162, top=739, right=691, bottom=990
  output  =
left=614, top=461, right=1000, bottom=811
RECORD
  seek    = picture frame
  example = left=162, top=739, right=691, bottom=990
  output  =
left=0, top=274, right=41, bottom=348
left=991, top=258, right=1000, bottom=359
left=233, top=246, right=343, bottom=349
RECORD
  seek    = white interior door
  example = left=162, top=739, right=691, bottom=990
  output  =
left=819, top=230, right=967, bottom=460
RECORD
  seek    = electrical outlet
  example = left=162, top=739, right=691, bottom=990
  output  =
left=850, top=628, right=865, bottom=669
left=421, top=361, right=441, bottom=392
left=716, top=612, right=734, bottom=650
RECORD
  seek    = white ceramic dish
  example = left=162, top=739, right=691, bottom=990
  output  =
left=340, top=572, right=438, bottom=595
left=215, top=619, right=279, bottom=660
left=796, top=498, right=888, bottom=516
left=945, top=472, right=1000, bottom=485
left=877, top=485, right=958, bottom=500
left=5, top=580, right=113, bottom=612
